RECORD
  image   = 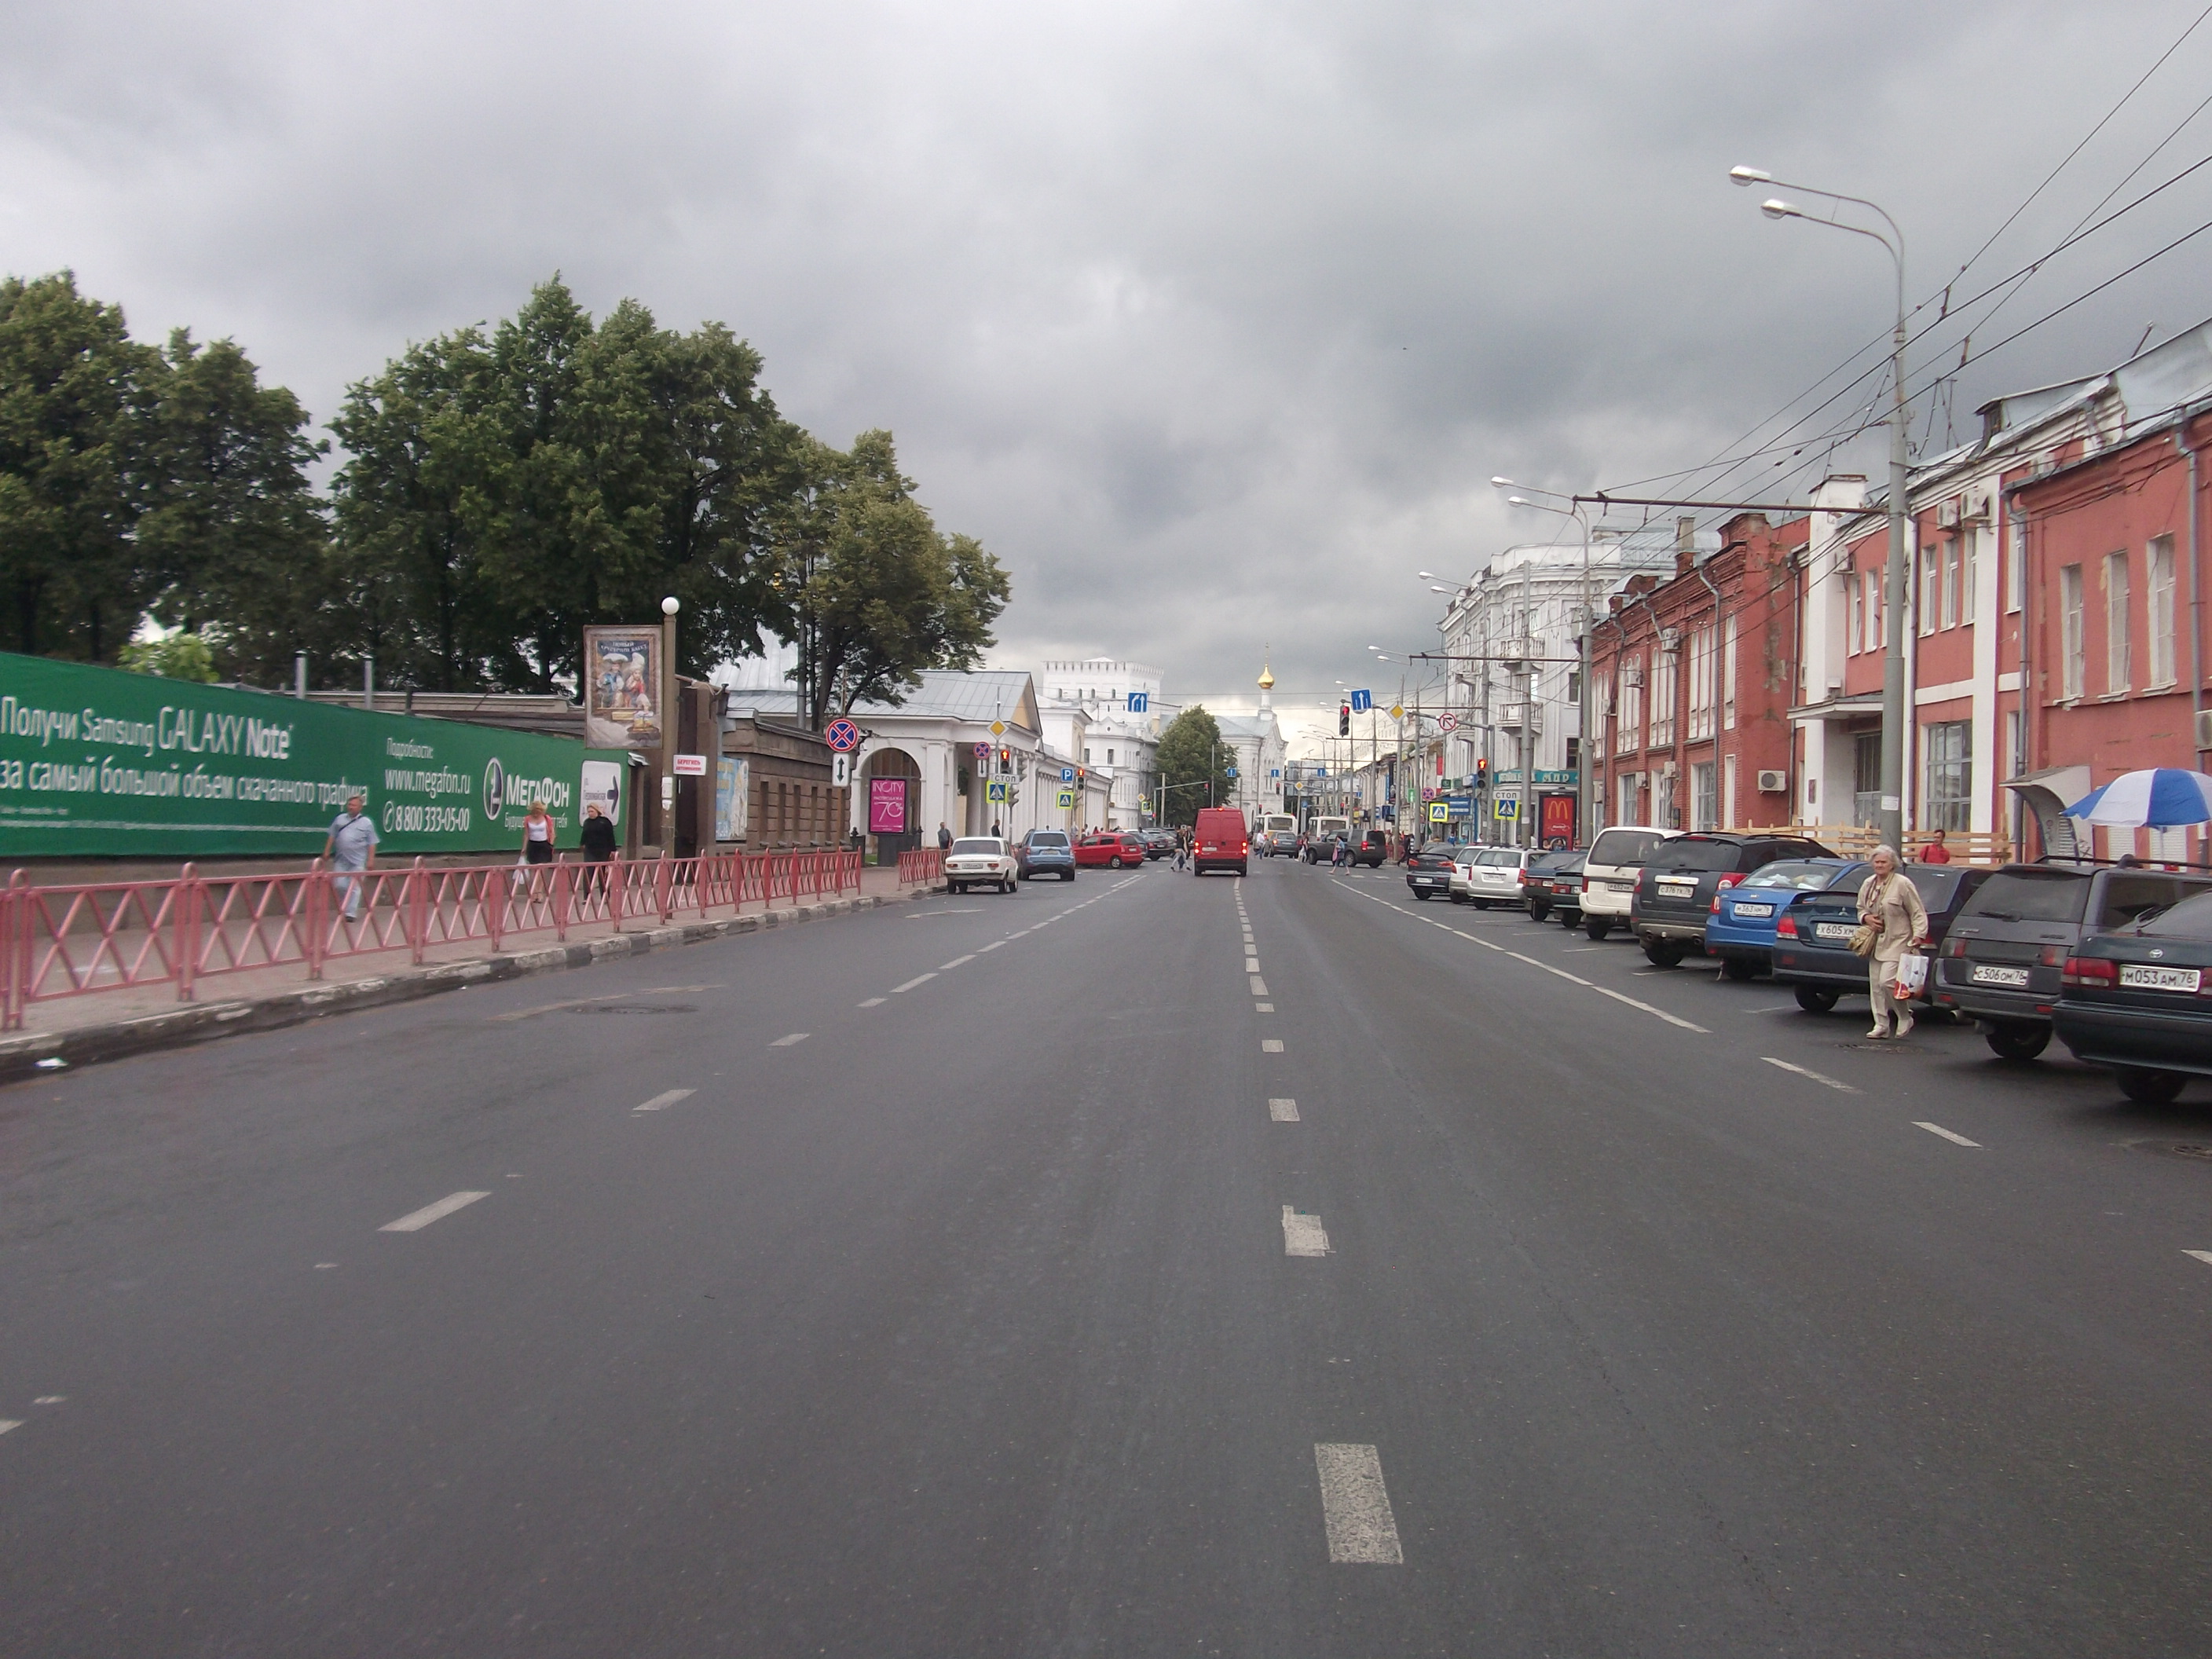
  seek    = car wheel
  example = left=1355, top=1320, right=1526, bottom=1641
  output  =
left=1412, top=888, right=1432, bottom=901
left=950, top=881, right=965, bottom=894
left=1584, top=918, right=1610, bottom=941
left=1721, top=958, right=1760, bottom=982
left=1109, top=855, right=1123, bottom=868
left=1984, top=1021, right=2050, bottom=1063
left=1793, top=985, right=1840, bottom=1013
left=1528, top=903, right=1549, bottom=922
left=1642, top=940, right=1686, bottom=969
left=2115, top=1066, right=2187, bottom=1104
left=1063, top=870, right=1075, bottom=881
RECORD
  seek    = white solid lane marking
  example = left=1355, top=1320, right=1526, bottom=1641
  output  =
left=2185, top=1251, right=2212, bottom=1267
left=1588, top=985, right=1708, bottom=1032
left=1262, top=1038, right=1284, bottom=1053
left=1282, top=1206, right=1331, bottom=1255
left=980, top=940, right=1005, bottom=952
left=1915, top=1121, right=1982, bottom=1147
left=1269, top=1097, right=1300, bottom=1121
left=891, top=973, right=937, bottom=992
left=1255, top=1002, right=1275, bottom=1012
left=1314, top=1443, right=1403, bottom=1564
left=633, top=1088, right=697, bottom=1113
left=1761, top=1057, right=1857, bottom=1093
left=379, top=1190, right=492, bottom=1232
left=857, top=997, right=886, bottom=1007
left=939, top=954, right=976, bottom=969
left=1250, top=976, right=1269, bottom=994
left=770, top=1032, right=810, bottom=1047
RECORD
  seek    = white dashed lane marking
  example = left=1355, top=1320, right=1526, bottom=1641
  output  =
left=632, top=1089, right=697, bottom=1113
left=1256, top=1002, right=1275, bottom=1012
left=770, top=1032, right=810, bottom=1047
left=857, top=997, right=885, bottom=1007
left=379, top=1191, right=492, bottom=1232
left=1915, top=1121, right=1982, bottom=1147
left=1282, top=1206, right=1331, bottom=1255
left=1262, top=1038, right=1284, bottom=1053
left=0, top=1420, right=20, bottom=1437
left=891, top=973, right=937, bottom=993
left=1250, top=976, right=1269, bottom=994
left=2186, top=1251, right=2212, bottom=1267
left=1762, top=1057, right=1858, bottom=1093
left=1314, top=1444, right=1404, bottom=1564
left=939, top=954, right=976, bottom=969
left=1269, top=1097, right=1300, bottom=1121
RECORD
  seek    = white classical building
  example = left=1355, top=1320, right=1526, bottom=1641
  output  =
left=1036, top=656, right=1163, bottom=829
left=1214, top=663, right=1288, bottom=822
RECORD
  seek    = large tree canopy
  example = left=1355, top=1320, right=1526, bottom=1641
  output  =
left=1154, top=705, right=1233, bottom=829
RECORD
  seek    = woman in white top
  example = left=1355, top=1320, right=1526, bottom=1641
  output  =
left=1856, top=844, right=1930, bottom=1040
left=521, top=800, right=556, bottom=866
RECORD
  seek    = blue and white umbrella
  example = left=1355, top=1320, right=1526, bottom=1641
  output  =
left=2064, top=768, right=2212, bottom=829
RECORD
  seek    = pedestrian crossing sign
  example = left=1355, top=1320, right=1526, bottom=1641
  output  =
left=1057, top=789, right=1075, bottom=808
left=987, top=780, right=1008, bottom=801
left=1429, top=801, right=1449, bottom=822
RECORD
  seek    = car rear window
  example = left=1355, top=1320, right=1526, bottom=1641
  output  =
left=1476, top=848, right=1520, bottom=866
left=1028, top=832, right=1068, bottom=847
left=2139, top=891, right=2212, bottom=937
left=1588, top=829, right=1669, bottom=867
left=1903, top=865, right=1965, bottom=906
left=1740, top=861, right=1838, bottom=891
left=2097, top=873, right=2212, bottom=928
left=950, top=839, right=1001, bottom=855
left=1646, top=837, right=1744, bottom=873
left=1964, top=869, right=2090, bottom=924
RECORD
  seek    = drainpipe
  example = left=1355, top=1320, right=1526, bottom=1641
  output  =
left=1693, top=558, right=1726, bottom=829
left=2182, top=413, right=2207, bottom=765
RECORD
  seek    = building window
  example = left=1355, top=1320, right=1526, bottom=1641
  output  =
left=2148, top=535, right=2177, bottom=686
left=1942, top=538, right=1960, bottom=630
left=1619, top=663, right=1643, bottom=753
left=2061, top=564, right=2085, bottom=699
left=1924, top=720, right=1972, bottom=832
left=1649, top=650, right=1676, bottom=749
left=1690, top=761, right=1716, bottom=832
left=1921, top=544, right=1939, bottom=635
left=1849, top=576, right=1865, bottom=656
left=2005, top=518, right=2024, bottom=614
left=1083, top=747, right=1092, bottom=762
left=1963, top=526, right=1979, bottom=623
left=2003, top=709, right=2023, bottom=780
left=1656, top=769, right=1677, bottom=830
left=1723, top=617, right=1738, bottom=731
left=1106, top=748, right=1115, bottom=765
left=1866, top=567, right=1883, bottom=644
left=2104, top=549, right=2130, bottom=694
left=1687, top=625, right=1715, bottom=742
left=1853, top=731, right=1882, bottom=828
left=1723, top=753, right=1738, bottom=828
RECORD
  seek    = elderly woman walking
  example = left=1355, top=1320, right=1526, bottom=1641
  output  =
left=1857, top=844, right=1930, bottom=1039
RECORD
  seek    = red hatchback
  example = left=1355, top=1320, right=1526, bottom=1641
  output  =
left=1075, top=833, right=1146, bottom=869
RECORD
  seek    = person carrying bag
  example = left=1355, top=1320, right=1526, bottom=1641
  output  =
left=1855, top=844, right=1930, bottom=1040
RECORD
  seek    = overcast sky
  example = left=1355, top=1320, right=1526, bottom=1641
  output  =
left=9, top=1, right=2212, bottom=749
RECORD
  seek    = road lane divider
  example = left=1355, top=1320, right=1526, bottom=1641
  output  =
left=2185, top=1251, right=2212, bottom=1267
left=938, top=954, right=976, bottom=969
left=632, top=1089, right=697, bottom=1113
left=980, top=941, right=1006, bottom=951
left=0, top=1420, right=19, bottom=1437
left=379, top=1191, right=492, bottom=1232
left=1281, top=1206, right=1331, bottom=1255
left=1915, top=1121, right=1982, bottom=1147
left=857, top=997, right=885, bottom=1007
left=1263, top=1038, right=1284, bottom=1053
left=890, top=973, right=937, bottom=993
left=1269, top=1098, right=1300, bottom=1121
left=769, top=1032, right=810, bottom=1047
left=1760, top=1057, right=1858, bottom=1093
left=1255, top=1002, right=1274, bottom=1012
left=1250, top=976, right=1268, bottom=994
left=1313, top=1444, right=1404, bottom=1564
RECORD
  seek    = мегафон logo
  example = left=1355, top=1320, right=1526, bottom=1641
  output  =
left=482, top=757, right=505, bottom=820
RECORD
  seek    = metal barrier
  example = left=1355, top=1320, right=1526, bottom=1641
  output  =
left=0, top=847, right=873, bottom=1029
left=896, top=846, right=946, bottom=887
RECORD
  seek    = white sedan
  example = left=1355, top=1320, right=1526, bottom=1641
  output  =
left=1448, top=845, right=1533, bottom=908
left=946, top=837, right=1017, bottom=894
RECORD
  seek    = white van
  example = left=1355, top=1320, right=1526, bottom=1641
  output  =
left=1577, top=825, right=1676, bottom=940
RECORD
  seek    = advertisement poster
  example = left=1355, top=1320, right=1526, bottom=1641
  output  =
left=0, top=650, right=627, bottom=859
left=582, top=626, right=662, bottom=750
left=868, top=777, right=906, bottom=834
left=714, top=755, right=748, bottom=843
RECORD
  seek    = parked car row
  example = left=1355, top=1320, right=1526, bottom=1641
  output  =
left=1399, top=823, right=2212, bottom=1101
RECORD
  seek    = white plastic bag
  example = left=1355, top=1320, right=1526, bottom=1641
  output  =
left=1893, top=951, right=1929, bottom=998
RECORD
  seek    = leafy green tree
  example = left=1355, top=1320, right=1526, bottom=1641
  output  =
left=1155, top=705, right=1233, bottom=829
left=137, top=331, right=331, bottom=686
left=117, top=630, right=218, bottom=682
left=775, top=430, right=1009, bottom=725
left=0, top=272, right=163, bottom=661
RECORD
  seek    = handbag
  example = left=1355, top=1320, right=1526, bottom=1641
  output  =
left=1849, top=921, right=1879, bottom=958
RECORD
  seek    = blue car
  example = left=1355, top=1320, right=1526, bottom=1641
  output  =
left=1704, top=859, right=1867, bottom=980
left=1014, top=827, right=1077, bottom=881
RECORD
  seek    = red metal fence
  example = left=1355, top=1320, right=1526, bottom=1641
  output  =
left=896, top=846, right=946, bottom=888
left=0, top=847, right=878, bottom=1029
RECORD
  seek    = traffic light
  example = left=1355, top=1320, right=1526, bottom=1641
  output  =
left=1474, top=758, right=1489, bottom=788
left=998, top=746, right=1012, bottom=774
left=1339, top=702, right=1351, bottom=737
left=1075, top=767, right=1086, bottom=785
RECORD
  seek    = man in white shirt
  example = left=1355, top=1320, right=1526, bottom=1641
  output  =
left=324, top=793, right=379, bottom=921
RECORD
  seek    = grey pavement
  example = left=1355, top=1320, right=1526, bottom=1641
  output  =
left=3, top=857, right=2210, bottom=1655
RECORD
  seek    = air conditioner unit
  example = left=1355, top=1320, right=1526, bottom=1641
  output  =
left=1936, top=498, right=1961, bottom=529
left=2199, top=707, right=2212, bottom=751
left=1756, top=769, right=1788, bottom=793
left=1622, top=665, right=1643, bottom=687
left=1657, top=628, right=1682, bottom=652
left=1965, top=485, right=1994, bottom=522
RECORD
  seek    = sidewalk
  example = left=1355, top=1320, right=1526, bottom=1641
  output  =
left=0, top=863, right=938, bottom=1081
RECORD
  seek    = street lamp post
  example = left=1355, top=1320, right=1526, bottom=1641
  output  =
left=1498, top=485, right=1595, bottom=846
left=1733, top=164, right=1910, bottom=851
left=660, top=594, right=680, bottom=851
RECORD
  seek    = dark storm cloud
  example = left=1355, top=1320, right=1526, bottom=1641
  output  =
left=7, top=1, right=2211, bottom=744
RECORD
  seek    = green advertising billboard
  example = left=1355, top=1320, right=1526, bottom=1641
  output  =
left=0, top=651, right=628, bottom=859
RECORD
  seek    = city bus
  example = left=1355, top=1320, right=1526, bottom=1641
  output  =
left=1259, top=813, right=1298, bottom=855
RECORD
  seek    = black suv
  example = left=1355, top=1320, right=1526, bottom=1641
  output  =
left=1771, top=861, right=1991, bottom=1014
left=1933, top=861, right=2212, bottom=1060
left=1349, top=829, right=1391, bottom=869
left=1523, top=850, right=1586, bottom=924
left=1632, top=831, right=1835, bottom=968
left=2053, top=890, right=2212, bottom=1103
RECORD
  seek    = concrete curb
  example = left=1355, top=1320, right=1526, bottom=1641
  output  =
left=0, top=890, right=932, bottom=1083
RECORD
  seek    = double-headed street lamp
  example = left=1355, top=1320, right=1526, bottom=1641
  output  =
left=1732, top=164, right=1910, bottom=851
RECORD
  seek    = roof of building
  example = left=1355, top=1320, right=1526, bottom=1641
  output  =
left=853, top=670, right=1040, bottom=731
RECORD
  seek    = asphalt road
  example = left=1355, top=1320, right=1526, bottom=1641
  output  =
left=5, top=855, right=2212, bottom=1656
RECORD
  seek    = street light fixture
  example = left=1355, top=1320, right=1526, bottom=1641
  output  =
left=1733, top=162, right=1910, bottom=851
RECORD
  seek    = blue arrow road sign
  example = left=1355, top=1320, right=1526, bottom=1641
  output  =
left=1225, top=766, right=1237, bottom=778
left=1350, top=689, right=1372, bottom=712
left=1126, top=691, right=1148, bottom=712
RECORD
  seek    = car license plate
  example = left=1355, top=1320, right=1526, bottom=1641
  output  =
left=2119, top=964, right=2203, bottom=992
left=1658, top=881, right=1695, bottom=895
left=1971, top=964, right=2031, bottom=987
left=1815, top=922, right=1855, bottom=940
left=1731, top=903, right=1774, bottom=917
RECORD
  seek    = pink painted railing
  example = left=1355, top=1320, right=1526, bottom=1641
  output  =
left=897, top=846, right=946, bottom=888
left=0, top=847, right=873, bottom=1029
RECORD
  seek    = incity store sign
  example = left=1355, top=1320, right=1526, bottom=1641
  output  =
left=0, top=651, right=628, bottom=858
